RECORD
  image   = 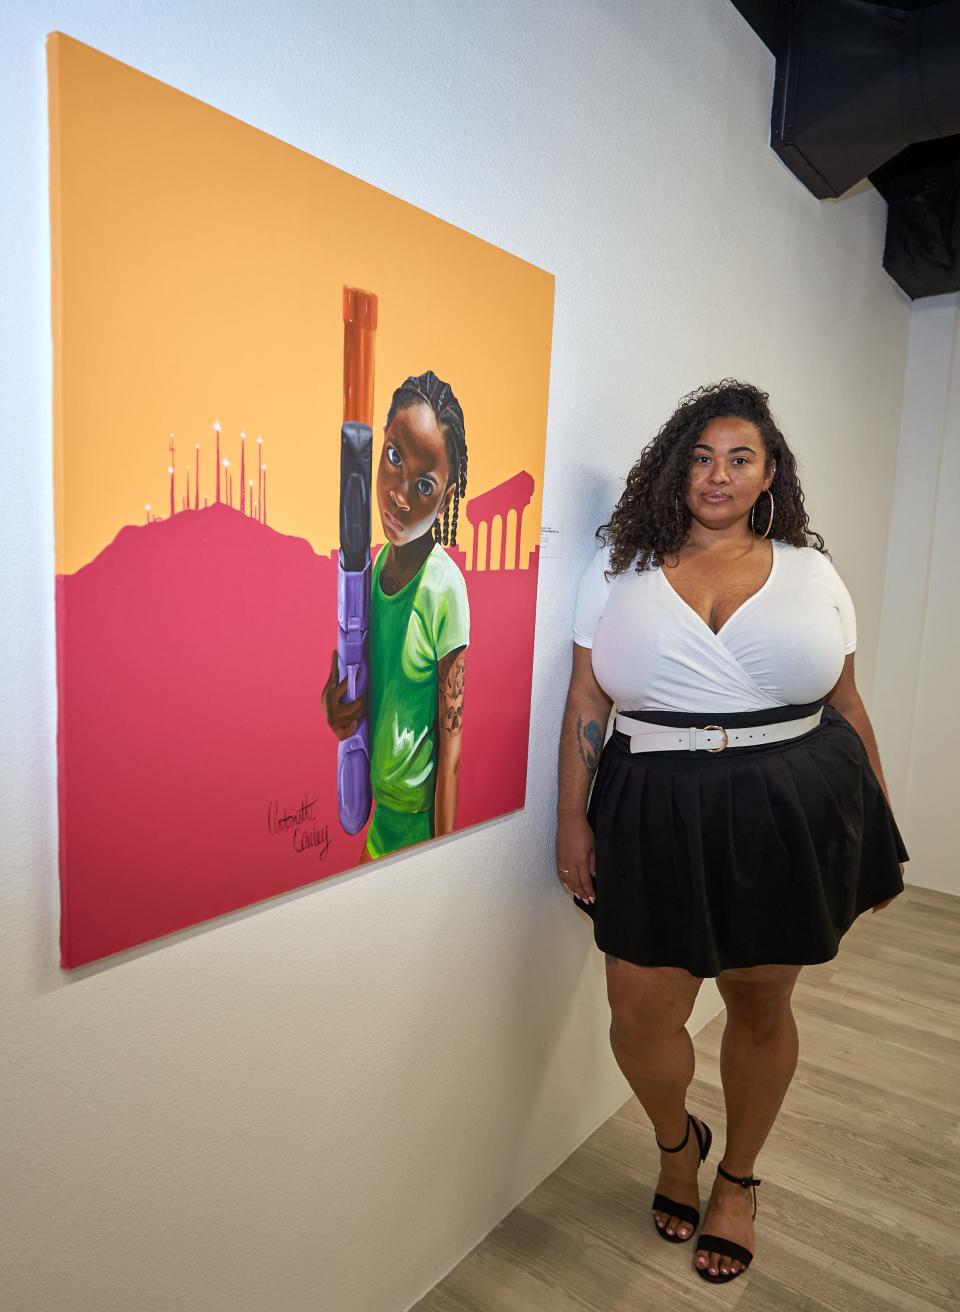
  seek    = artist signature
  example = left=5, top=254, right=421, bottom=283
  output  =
left=266, top=795, right=332, bottom=861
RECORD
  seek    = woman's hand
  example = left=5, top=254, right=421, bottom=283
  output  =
left=556, top=812, right=596, bottom=904
left=871, top=864, right=904, bottom=913
left=321, top=648, right=366, bottom=740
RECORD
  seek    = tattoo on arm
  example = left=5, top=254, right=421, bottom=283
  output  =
left=438, top=648, right=466, bottom=734
left=577, top=716, right=604, bottom=777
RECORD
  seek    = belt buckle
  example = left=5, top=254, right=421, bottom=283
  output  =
left=702, top=723, right=729, bottom=752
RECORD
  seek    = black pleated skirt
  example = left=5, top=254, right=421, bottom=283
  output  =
left=574, top=701, right=908, bottom=978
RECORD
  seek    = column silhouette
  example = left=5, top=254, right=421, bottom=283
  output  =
left=464, top=472, right=534, bottom=571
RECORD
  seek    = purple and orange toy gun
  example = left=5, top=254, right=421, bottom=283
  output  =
left=336, top=286, right=377, bottom=834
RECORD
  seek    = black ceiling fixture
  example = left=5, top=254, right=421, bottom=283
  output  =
left=728, top=0, right=960, bottom=298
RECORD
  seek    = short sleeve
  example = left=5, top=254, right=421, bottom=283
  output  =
left=819, top=554, right=857, bottom=654
left=427, top=559, right=470, bottom=661
left=573, top=544, right=613, bottom=649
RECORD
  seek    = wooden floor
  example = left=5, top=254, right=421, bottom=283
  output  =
left=413, top=885, right=960, bottom=1311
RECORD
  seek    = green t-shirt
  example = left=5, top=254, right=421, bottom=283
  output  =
left=369, top=544, right=470, bottom=815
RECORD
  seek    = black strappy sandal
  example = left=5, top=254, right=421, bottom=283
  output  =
left=651, top=1111, right=713, bottom=1243
left=694, top=1161, right=762, bottom=1280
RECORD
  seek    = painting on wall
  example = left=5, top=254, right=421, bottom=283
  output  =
left=48, top=33, right=554, bottom=968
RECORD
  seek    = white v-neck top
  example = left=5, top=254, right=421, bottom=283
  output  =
left=573, top=539, right=856, bottom=712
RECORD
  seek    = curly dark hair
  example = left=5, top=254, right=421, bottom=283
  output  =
left=598, top=379, right=827, bottom=576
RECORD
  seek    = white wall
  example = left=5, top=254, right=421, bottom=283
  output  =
left=0, top=3, right=912, bottom=1310
left=874, top=294, right=960, bottom=891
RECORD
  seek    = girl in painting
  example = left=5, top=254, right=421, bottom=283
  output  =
left=322, top=370, right=470, bottom=860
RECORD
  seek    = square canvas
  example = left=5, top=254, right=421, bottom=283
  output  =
left=49, top=33, right=554, bottom=967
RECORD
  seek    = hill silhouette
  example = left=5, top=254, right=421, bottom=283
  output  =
left=57, top=501, right=539, bottom=965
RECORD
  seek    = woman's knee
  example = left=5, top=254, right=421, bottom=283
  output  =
left=716, top=963, right=801, bottom=1030
left=605, top=958, right=702, bottom=1045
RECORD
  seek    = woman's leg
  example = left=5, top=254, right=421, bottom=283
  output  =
left=694, top=963, right=802, bottom=1276
left=605, top=955, right=705, bottom=1239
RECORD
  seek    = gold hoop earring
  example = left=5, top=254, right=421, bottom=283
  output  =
left=750, top=489, right=774, bottom=538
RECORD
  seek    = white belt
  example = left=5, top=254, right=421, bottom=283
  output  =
left=614, top=708, right=823, bottom=754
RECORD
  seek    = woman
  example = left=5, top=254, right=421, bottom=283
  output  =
left=556, top=379, right=907, bottom=1285
left=323, top=370, right=470, bottom=860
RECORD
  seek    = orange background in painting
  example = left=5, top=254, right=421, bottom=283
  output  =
left=48, top=33, right=554, bottom=577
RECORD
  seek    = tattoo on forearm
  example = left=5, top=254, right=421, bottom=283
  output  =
left=577, top=716, right=604, bottom=777
left=439, top=648, right=466, bottom=734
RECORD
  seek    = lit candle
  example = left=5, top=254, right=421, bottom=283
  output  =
left=239, top=432, right=246, bottom=514
left=169, top=434, right=175, bottom=517
left=262, top=465, right=267, bottom=525
left=257, top=436, right=264, bottom=518
left=145, top=504, right=151, bottom=524
left=195, top=443, right=200, bottom=509
left=214, top=421, right=221, bottom=503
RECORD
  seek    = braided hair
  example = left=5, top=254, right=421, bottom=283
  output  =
left=386, top=370, right=468, bottom=546
left=598, top=378, right=826, bottom=577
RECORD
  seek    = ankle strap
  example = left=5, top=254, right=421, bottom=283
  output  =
left=717, top=1161, right=762, bottom=1220
left=655, top=1112, right=690, bottom=1153
left=717, top=1162, right=762, bottom=1187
